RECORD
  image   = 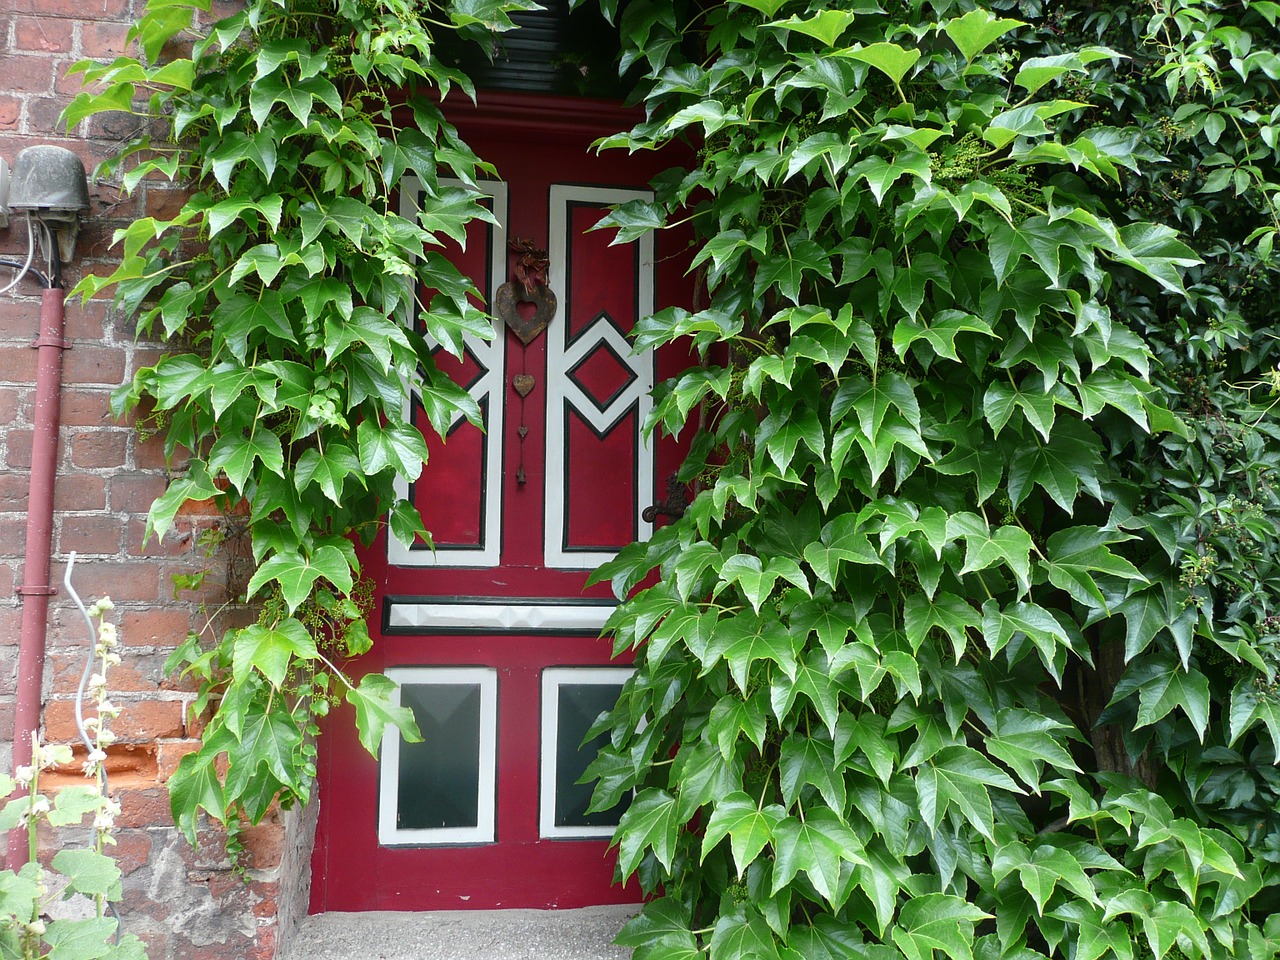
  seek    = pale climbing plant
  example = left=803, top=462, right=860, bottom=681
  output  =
left=0, top=598, right=147, bottom=960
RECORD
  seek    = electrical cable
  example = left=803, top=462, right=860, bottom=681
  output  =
left=45, top=220, right=62, bottom=289
left=0, top=259, right=49, bottom=287
left=0, top=214, right=36, bottom=295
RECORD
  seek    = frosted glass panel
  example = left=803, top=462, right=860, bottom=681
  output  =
left=553, top=682, right=628, bottom=828
left=397, top=683, right=482, bottom=830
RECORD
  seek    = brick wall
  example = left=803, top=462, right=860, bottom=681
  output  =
left=0, top=5, right=312, bottom=959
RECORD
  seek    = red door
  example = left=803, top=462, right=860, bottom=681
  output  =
left=310, top=93, right=693, bottom=912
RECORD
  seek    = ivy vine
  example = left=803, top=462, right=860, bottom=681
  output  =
left=68, top=0, right=1280, bottom=956
left=586, top=0, right=1280, bottom=958
left=64, top=0, right=537, bottom=839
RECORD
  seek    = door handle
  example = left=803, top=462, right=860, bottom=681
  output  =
left=642, top=474, right=689, bottom=523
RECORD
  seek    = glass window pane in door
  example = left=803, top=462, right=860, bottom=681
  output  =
left=397, top=682, right=483, bottom=830
left=554, top=682, right=628, bottom=828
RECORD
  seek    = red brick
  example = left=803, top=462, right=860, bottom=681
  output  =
left=0, top=563, right=13, bottom=596
left=133, top=932, right=169, bottom=960
left=0, top=515, right=27, bottom=552
left=0, top=388, right=19, bottom=425
left=125, top=516, right=197, bottom=558
left=79, top=20, right=133, bottom=58
left=59, top=388, right=114, bottom=427
left=58, top=514, right=122, bottom=555
left=89, top=112, right=149, bottom=147
left=131, top=348, right=164, bottom=371
left=157, top=740, right=201, bottom=782
left=62, top=345, right=126, bottom=385
left=0, top=55, right=54, bottom=94
left=42, top=743, right=159, bottom=789
left=143, top=187, right=189, bottom=222
left=89, top=190, right=139, bottom=222
left=4, top=429, right=62, bottom=470
left=49, top=652, right=163, bottom=695
left=108, top=829, right=153, bottom=875
left=0, top=346, right=39, bottom=383
left=0, top=473, right=29, bottom=512
left=0, top=609, right=21, bottom=651
left=27, top=98, right=72, bottom=140
left=76, top=222, right=123, bottom=262
left=119, top=699, right=187, bottom=740
left=114, top=786, right=171, bottom=829
left=208, top=0, right=245, bottom=21
left=240, top=820, right=285, bottom=870
left=53, top=474, right=107, bottom=511
left=52, top=558, right=162, bottom=602
left=120, top=607, right=191, bottom=648
left=54, top=59, right=93, bottom=97
left=0, top=638, right=17, bottom=683
left=15, top=17, right=74, bottom=53
left=69, top=430, right=128, bottom=468
left=0, top=298, right=41, bottom=340
left=110, top=474, right=166, bottom=512
left=6, top=0, right=124, bottom=15
left=0, top=96, right=19, bottom=131
left=67, top=301, right=107, bottom=341
left=134, top=434, right=190, bottom=470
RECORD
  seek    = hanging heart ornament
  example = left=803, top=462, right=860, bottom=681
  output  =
left=496, top=280, right=557, bottom=345
left=512, top=374, right=536, bottom=397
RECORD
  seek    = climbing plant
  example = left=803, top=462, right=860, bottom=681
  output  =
left=63, top=0, right=536, bottom=839
left=585, top=0, right=1280, bottom=958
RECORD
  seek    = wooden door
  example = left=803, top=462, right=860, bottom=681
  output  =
left=310, top=94, right=692, bottom=912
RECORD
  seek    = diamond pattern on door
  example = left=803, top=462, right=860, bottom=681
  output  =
left=545, top=185, right=654, bottom=569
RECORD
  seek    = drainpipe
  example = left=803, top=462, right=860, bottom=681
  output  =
left=8, top=285, right=67, bottom=870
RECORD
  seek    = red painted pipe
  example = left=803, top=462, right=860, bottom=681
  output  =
left=8, top=287, right=67, bottom=870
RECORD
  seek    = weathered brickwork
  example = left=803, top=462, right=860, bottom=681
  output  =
left=0, top=5, right=311, bottom=958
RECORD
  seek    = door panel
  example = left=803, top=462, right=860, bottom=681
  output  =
left=390, top=183, right=507, bottom=568
left=546, top=185, right=654, bottom=567
left=312, top=93, right=692, bottom=912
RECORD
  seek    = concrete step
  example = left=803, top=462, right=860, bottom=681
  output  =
left=282, top=906, right=639, bottom=960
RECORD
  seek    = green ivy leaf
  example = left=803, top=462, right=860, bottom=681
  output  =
left=771, top=809, right=865, bottom=904
left=231, top=619, right=318, bottom=688
left=943, top=9, right=1024, bottom=63
left=701, top=792, right=785, bottom=876
left=357, top=419, right=430, bottom=483
left=1111, top=654, right=1211, bottom=741
left=244, top=544, right=354, bottom=612
left=917, top=745, right=1022, bottom=840
left=892, top=894, right=990, bottom=960
left=616, top=789, right=680, bottom=876
left=347, top=673, right=422, bottom=758
left=844, top=42, right=921, bottom=85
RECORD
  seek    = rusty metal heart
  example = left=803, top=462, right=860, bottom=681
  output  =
left=496, top=281, right=557, bottom=345
left=512, top=374, right=536, bottom=397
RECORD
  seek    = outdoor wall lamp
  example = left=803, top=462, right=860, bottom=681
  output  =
left=8, top=145, right=90, bottom=268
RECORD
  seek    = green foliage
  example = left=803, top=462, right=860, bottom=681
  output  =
left=588, top=0, right=1280, bottom=957
left=63, top=0, right=534, bottom=838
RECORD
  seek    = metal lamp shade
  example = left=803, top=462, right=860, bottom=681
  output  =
left=9, top=145, right=89, bottom=217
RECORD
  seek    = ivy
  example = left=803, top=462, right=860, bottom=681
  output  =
left=64, top=0, right=534, bottom=840
left=587, top=0, right=1280, bottom=958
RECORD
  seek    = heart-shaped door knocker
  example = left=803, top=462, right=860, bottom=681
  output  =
left=496, top=280, right=557, bottom=345
left=512, top=374, right=536, bottom=397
